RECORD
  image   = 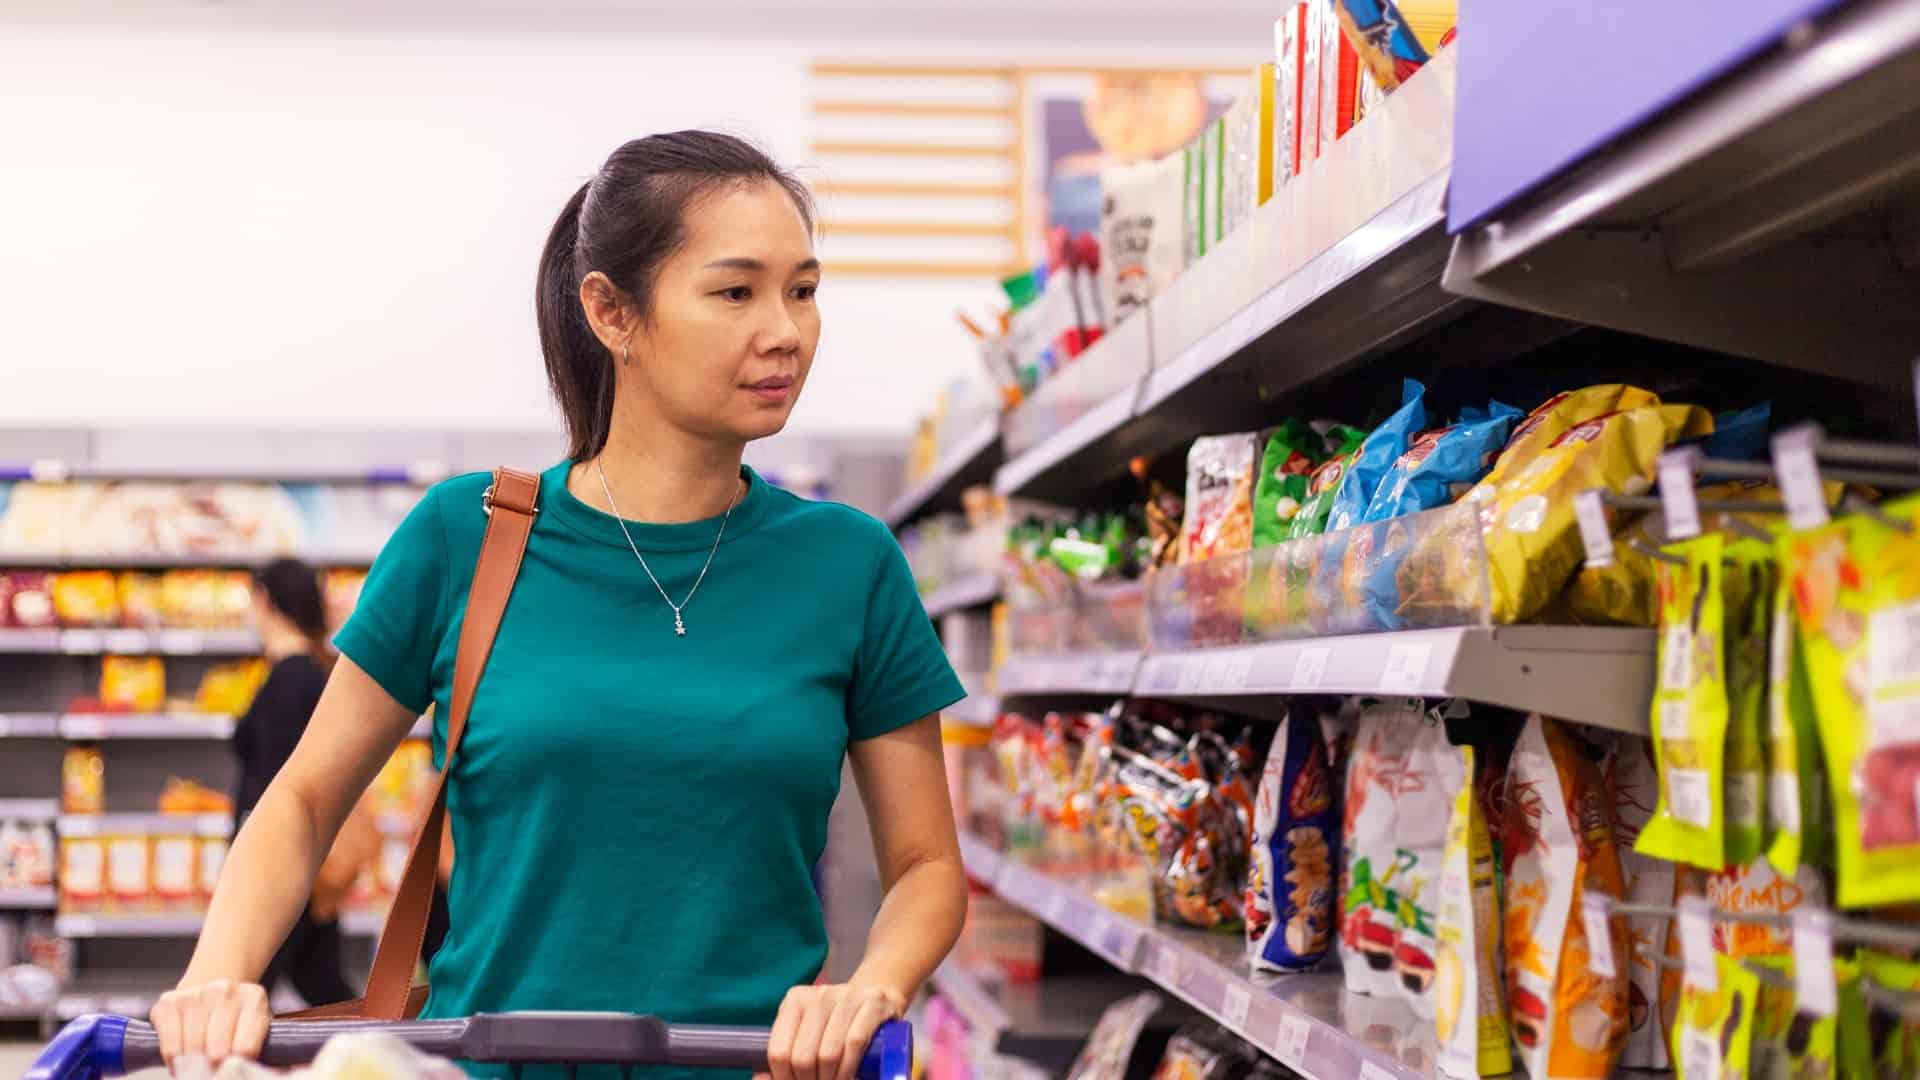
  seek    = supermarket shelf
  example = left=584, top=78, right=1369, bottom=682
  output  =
left=58, top=813, right=233, bottom=836
left=0, top=886, right=57, bottom=909
left=1445, top=0, right=1920, bottom=379
left=0, top=713, right=62, bottom=739
left=1134, top=626, right=1657, bottom=735
left=929, top=962, right=1011, bottom=1035
left=0, top=798, right=60, bottom=820
left=0, top=629, right=60, bottom=652
left=55, top=912, right=206, bottom=938
left=58, top=712, right=237, bottom=740
left=997, top=650, right=1142, bottom=698
left=13, top=627, right=262, bottom=656
left=921, top=573, right=1000, bottom=619
left=884, top=418, right=1001, bottom=531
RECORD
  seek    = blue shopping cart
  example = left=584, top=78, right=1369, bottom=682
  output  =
left=26, top=1011, right=912, bottom=1080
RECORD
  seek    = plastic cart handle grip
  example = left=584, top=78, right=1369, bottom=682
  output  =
left=30, top=1014, right=912, bottom=1080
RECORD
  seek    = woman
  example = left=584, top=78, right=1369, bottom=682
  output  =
left=153, top=132, right=969, bottom=1080
left=230, top=559, right=371, bottom=1010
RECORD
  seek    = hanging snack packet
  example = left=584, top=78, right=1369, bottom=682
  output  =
left=1722, top=542, right=1774, bottom=868
left=1503, top=716, right=1631, bottom=1079
left=1251, top=420, right=1326, bottom=547
left=1672, top=953, right=1759, bottom=1080
left=1786, top=493, right=1920, bottom=907
left=1284, top=425, right=1368, bottom=540
left=1637, top=535, right=1730, bottom=871
left=1765, top=532, right=1831, bottom=875
left=1362, top=401, right=1524, bottom=523
left=1858, top=951, right=1920, bottom=1077
left=1746, top=955, right=1840, bottom=1080
left=1434, top=744, right=1512, bottom=1079
left=1340, top=699, right=1420, bottom=998
left=1605, top=734, right=1674, bottom=1069
left=1178, top=434, right=1258, bottom=565
left=1397, top=711, right=1457, bottom=1018
left=1247, top=706, right=1340, bottom=972
left=1697, top=856, right=1827, bottom=960
left=1325, top=378, right=1427, bottom=535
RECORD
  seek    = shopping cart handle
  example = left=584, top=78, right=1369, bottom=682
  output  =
left=30, top=1012, right=912, bottom=1080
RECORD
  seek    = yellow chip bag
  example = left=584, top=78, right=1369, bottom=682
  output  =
left=1483, top=385, right=1661, bottom=493
left=1637, top=535, right=1728, bottom=871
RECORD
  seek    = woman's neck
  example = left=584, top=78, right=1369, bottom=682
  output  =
left=259, top=618, right=313, bottom=662
left=574, top=418, right=746, bottom=525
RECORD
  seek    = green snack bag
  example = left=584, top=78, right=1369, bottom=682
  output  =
left=1673, top=953, right=1758, bottom=1079
left=1748, top=955, right=1840, bottom=1079
left=1787, top=493, right=1920, bottom=907
left=1859, top=951, right=1920, bottom=1076
left=1638, top=535, right=1730, bottom=870
left=1251, top=419, right=1324, bottom=548
left=1722, top=542, right=1772, bottom=867
left=1765, top=530, right=1832, bottom=874
left=1836, top=956, right=1871, bottom=1079
left=1284, top=425, right=1366, bottom=541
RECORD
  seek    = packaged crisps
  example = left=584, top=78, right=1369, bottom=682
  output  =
left=1836, top=955, right=1872, bottom=1079
left=1722, top=543, right=1774, bottom=867
left=1363, top=402, right=1523, bottom=523
left=62, top=747, right=104, bottom=815
left=1503, top=716, right=1630, bottom=1079
left=1251, top=420, right=1324, bottom=547
left=1788, top=493, right=1920, bottom=907
left=1340, top=699, right=1418, bottom=997
left=116, top=573, right=164, bottom=628
left=1766, top=531, right=1830, bottom=875
left=1397, top=712, right=1455, bottom=1017
left=1698, top=856, right=1827, bottom=960
left=1605, top=734, right=1674, bottom=1069
left=1637, top=535, right=1730, bottom=871
left=1067, top=990, right=1169, bottom=1080
left=1248, top=707, right=1339, bottom=972
left=1325, top=378, right=1426, bottom=535
left=1333, top=0, right=1447, bottom=91
left=1672, top=954, right=1758, bottom=1080
left=5, top=572, right=56, bottom=628
left=1150, top=1023, right=1257, bottom=1080
left=1483, top=385, right=1661, bottom=493
left=1178, top=433, right=1258, bottom=565
left=100, top=655, right=166, bottom=712
left=1859, top=951, right=1920, bottom=1077
left=1284, top=424, right=1367, bottom=540
left=1435, top=744, right=1512, bottom=1079
left=1100, top=156, right=1186, bottom=327
left=51, top=571, right=120, bottom=627
left=1747, top=955, right=1837, bottom=1080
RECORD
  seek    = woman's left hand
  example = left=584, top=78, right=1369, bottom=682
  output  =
left=762, top=982, right=905, bottom=1080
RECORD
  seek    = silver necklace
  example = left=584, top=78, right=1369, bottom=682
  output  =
left=595, top=461, right=738, bottom=637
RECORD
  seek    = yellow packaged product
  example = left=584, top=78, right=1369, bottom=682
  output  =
left=51, top=570, right=120, bottom=626
left=105, top=832, right=151, bottom=912
left=62, top=747, right=104, bottom=814
left=116, top=572, right=164, bottom=628
left=196, top=658, right=269, bottom=716
left=1672, top=953, right=1758, bottom=1080
left=160, top=570, right=219, bottom=627
left=1721, top=543, right=1773, bottom=867
left=60, top=835, right=105, bottom=912
left=1481, top=385, right=1661, bottom=493
left=1434, top=744, right=1510, bottom=1079
left=1636, top=536, right=1729, bottom=871
left=100, top=655, right=166, bottom=712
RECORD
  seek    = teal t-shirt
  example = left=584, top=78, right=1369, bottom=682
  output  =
left=334, top=461, right=963, bottom=1078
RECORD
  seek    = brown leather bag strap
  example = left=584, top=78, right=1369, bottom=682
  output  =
left=358, top=466, right=540, bottom=1020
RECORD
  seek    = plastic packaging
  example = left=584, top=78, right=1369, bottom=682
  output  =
left=1396, top=712, right=1455, bottom=1016
left=100, top=655, right=166, bottom=712
left=61, top=747, right=103, bottom=815
left=1434, top=743, right=1511, bottom=1080
left=1283, top=425, right=1367, bottom=540
left=1606, top=734, right=1674, bottom=1069
left=1764, top=529, right=1830, bottom=876
left=1636, top=535, right=1730, bottom=871
left=1100, top=156, right=1187, bottom=328
left=1247, top=707, right=1339, bottom=972
left=1362, top=402, right=1523, bottom=523
left=1251, top=420, right=1325, bottom=548
left=1334, top=0, right=1452, bottom=91
left=1671, top=954, right=1758, bottom=1080
left=1340, top=699, right=1419, bottom=997
left=1325, top=378, right=1427, bottom=535
left=1722, top=543, right=1774, bottom=868
left=1179, top=434, right=1259, bottom=565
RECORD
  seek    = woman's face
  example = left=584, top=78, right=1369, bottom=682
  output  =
left=617, top=180, right=820, bottom=444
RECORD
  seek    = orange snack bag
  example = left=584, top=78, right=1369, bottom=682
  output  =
left=100, top=655, right=166, bottom=712
left=51, top=571, right=120, bottom=627
left=62, top=747, right=105, bottom=814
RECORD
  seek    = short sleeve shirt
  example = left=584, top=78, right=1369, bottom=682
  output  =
left=334, top=461, right=963, bottom=1078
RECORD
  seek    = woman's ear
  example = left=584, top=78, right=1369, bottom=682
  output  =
left=578, top=271, right=637, bottom=354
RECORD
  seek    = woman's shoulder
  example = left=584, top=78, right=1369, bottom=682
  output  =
left=760, top=486, right=895, bottom=549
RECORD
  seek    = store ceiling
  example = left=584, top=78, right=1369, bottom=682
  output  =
left=7, top=0, right=1278, bottom=45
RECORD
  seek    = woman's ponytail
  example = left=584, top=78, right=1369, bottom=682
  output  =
left=536, top=180, right=614, bottom=461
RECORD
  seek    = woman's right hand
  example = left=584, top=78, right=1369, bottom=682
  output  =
left=150, top=979, right=271, bottom=1072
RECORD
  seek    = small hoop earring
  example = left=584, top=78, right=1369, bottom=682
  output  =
left=621, top=339, right=631, bottom=366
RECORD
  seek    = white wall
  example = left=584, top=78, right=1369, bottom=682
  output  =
left=0, top=20, right=1254, bottom=438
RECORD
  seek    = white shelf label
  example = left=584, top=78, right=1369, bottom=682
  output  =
left=1221, top=985, right=1251, bottom=1028
left=1792, top=909, right=1838, bottom=1018
left=1273, top=1014, right=1310, bottom=1068
left=1775, top=427, right=1831, bottom=530
left=1222, top=653, right=1253, bottom=692
left=102, top=630, right=149, bottom=654
left=63, top=716, right=107, bottom=740
left=1201, top=656, right=1231, bottom=692
left=156, top=630, right=203, bottom=655
left=1380, top=642, right=1433, bottom=693
left=1659, top=449, right=1703, bottom=540
left=1177, top=657, right=1204, bottom=694
left=1153, top=944, right=1182, bottom=987
left=60, top=630, right=104, bottom=655
left=1574, top=489, right=1614, bottom=568
left=59, top=915, right=97, bottom=938
left=1679, top=896, right=1717, bottom=991
left=1291, top=647, right=1329, bottom=690
left=1044, top=888, right=1069, bottom=923
left=1581, top=893, right=1616, bottom=978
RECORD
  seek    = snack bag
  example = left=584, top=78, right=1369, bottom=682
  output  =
left=1765, top=531, right=1830, bottom=875
left=1696, top=856, right=1827, bottom=960
left=51, top=570, right=120, bottom=627
left=100, top=655, right=166, bottom=712
left=1396, top=712, right=1456, bottom=1017
left=1722, top=543, right=1774, bottom=867
left=1787, top=493, right=1920, bottom=907
left=1325, top=378, right=1426, bottom=535
left=1483, top=386, right=1661, bottom=491
left=1178, top=434, right=1258, bottom=565
left=1637, top=535, right=1730, bottom=871
left=1362, top=401, right=1523, bottom=523
left=1284, top=425, right=1367, bottom=540
left=1858, top=951, right=1920, bottom=1077
left=116, top=573, right=164, bottom=628
left=1747, top=955, right=1838, bottom=1080
left=1434, top=744, right=1512, bottom=1079
left=1247, top=707, right=1340, bottom=972
left=1100, top=157, right=1186, bottom=327
left=1605, top=734, right=1674, bottom=1069
left=1332, top=0, right=1449, bottom=91
left=1671, top=954, right=1758, bottom=1080
left=1503, top=716, right=1631, bottom=1079
left=1251, top=420, right=1324, bottom=547
left=1067, top=991, right=1168, bottom=1080
left=1340, top=700, right=1419, bottom=997
left=1150, top=1022, right=1258, bottom=1080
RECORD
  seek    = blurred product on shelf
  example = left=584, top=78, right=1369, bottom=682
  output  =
left=906, top=381, right=1001, bottom=489
left=951, top=891, right=1044, bottom=986
left=1, top=571, right=55, bottom=627
left=0, top=817, right=56, bottom=891
left=1100, top=156, right=1184, bottom=332
left=197, top=658, right=271, bottom=715
left=60, top=748, right=103, bottom=815
left=1066, top=991, right=1175, bottom=1080
left=902, top=487, right=1006, bottom=598
left=157, top=777, right=232, bottom=816
left=0, top=913, right=67, bottom=1007
left=1332, top=0, right=1454, bottom=92
left=323, top=568, right=368, bottom=631
left=1149, top=1021, right=1266, bottom=1080
left=344, top=740, right=437, bottom=923
left=1245, top=703, right=1340, bottom=974
left=98, top=655, right=165, bottom=712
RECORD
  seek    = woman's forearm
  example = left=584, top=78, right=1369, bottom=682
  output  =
left=179, top=783, right=328, bottom=987
left=847, top=852, right=967, bottom=1004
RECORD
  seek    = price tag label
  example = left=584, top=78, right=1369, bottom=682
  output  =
left=1153, top=945, right=1182, bottom=987
left=157, top=630, right=202, bottom=655
left=1792, top=909, right=1838, bottom=1017
left=60, top=915, right=97, bottom=938
left=1273, top=1014, right=1310, bottom=1068
left=1679, top=896, right=1718, bottom=991
left=1044, top=888, right=1069, bottom=924
left=60, top=630, right=104, bottom=655
left=102, top=630, right=149, bottom=654
left=1177, top=658, right=1204, bottom=694
left=1659, top=449, right=1703, bottom=540
left=62, top=715, right=106, bottom=740
left=1574, top=489, right=1614, bottom=568
left=1291, top=647, right=1329, bottom=690
left=1221, top=985, right=1251, bottom=1028
left=1774, top=426, right=1831, bottom=530
left=1380, top=642, right=1432, bottom=694
left=1581, top=893, right=1616, bottom=977
left=1222, top=653, right=1253, bottom=692
left=1201, top=656, right=1231, bottom=692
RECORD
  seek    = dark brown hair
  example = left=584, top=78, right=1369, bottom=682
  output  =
left=536, top=131, right=815, bottom=460
left=256, top=557, right=336, bottom=674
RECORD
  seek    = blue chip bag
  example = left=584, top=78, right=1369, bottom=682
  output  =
left=1696, top=401, right=1772, bottom=462
left=1247, top=707, right=1341, bottom=973
left=1324, top=379, right=1427, bottom=536
left=1361, top=400, right=1524, bottom=523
